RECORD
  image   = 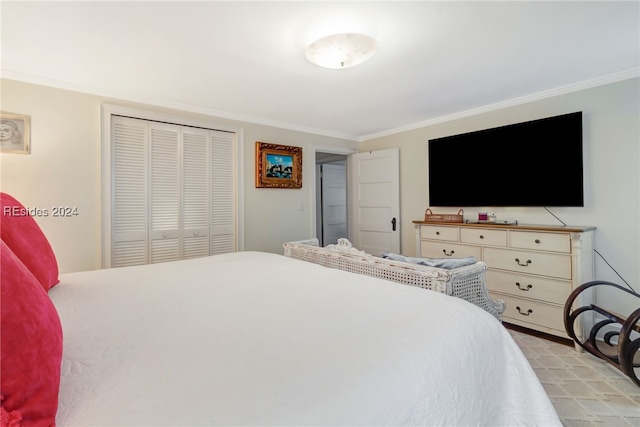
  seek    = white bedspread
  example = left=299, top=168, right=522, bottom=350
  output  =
left=50, top=251, right=560, bottom=426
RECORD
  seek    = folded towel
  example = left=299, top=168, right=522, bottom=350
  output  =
left=325, top=238, right=370, bottom=256
left=381, top=252, right=477, bottom=269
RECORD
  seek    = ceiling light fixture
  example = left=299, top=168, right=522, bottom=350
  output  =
left=305, top=33, right=378, bottom=69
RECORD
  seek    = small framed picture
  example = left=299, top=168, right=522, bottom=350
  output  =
left=0, top=112, right=31, bottom=154
left=255, top=141, right=302, bottom=189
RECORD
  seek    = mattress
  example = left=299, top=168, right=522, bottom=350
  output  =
left=49, top=251, right=560, bottom=426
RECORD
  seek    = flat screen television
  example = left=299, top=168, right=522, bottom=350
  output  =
left=428, top=112, right=584, bottom=207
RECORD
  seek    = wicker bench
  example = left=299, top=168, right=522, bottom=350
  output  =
left=283, top=238, right=505, bottom=321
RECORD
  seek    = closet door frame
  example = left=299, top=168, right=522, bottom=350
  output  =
left=101, top=103, right=245, bottom=268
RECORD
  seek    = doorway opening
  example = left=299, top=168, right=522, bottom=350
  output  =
left=315, top=152, right=348, bottom=246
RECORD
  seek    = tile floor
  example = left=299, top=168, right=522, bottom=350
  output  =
left=508, top=329, right=640, bottom=426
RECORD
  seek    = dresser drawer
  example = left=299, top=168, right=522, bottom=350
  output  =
left=415, top=221, right=594, bottom=341
left=498, top=294, right=566, bottom=332
left=460, top=228, right=507, bottom=247
left=483, top=247, right=572, bottom=279
left=420, top=225, right=458, bottom=242
left=420, top=241, right=482, bottom=260
left=509, top=231, right=571, bottom=253
left=486, top=270, right=572, bottom=305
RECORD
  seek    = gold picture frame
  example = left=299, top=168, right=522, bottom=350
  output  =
left=255, top=141, right=302, bottom=189
left=0, top=112, right=31, bottom=154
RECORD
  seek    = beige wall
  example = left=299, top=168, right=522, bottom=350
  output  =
left=2, top=77, right=638, bottom=316
left=359, top=77, right=640, bottom=314
left=0, top=78, right=357, bottom=273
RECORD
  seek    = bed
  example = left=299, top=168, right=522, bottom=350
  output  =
left=0, top=192, right=561, bottom=426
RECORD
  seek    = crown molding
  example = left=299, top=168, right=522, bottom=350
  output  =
left=3, top=68, right=638, bottom=144
left=359, top=68, right=640, bottom=142
left=0, top=70, right=360, bottom=142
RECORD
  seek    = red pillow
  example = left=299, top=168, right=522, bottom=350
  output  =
left=0, top=192, right=59, bottom=291
left=1, top=240, right=63, bottom=427
left=0, top=398, right=23, bottom=426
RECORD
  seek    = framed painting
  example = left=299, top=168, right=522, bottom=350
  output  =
left=255, top=142, right=302, bottom=189
left=0, top=112, right=31, bottom=154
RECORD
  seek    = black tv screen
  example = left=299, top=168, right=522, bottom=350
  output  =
left=428, top=112, right=584, bottom=207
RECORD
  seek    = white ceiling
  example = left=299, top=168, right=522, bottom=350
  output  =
left=2, top=1, right=639, bottom=141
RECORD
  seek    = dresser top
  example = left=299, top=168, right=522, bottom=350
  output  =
left=412, top=220, right=596, bottom=233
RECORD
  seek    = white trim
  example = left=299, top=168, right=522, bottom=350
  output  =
left=100, top=103, right=245, bottom=267
left=6, top=67, right=638, bottom=143
left=360, top=68, right=640, bottom=141
left=2, top=71, right=359, bottom=141
left=100, top=107, right=113, bottom=268
left=314, top=145, right=358, bottom=156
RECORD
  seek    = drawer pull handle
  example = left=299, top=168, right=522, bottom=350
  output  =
left=442, top=249, right=455, bottom=257
left=535, top=239, right=541, bottom=244
left=436, top=231, right=440, bottom=235
left=479, top=235, right=484, bottom=239
left=516, top=306, right=533, bottom=316
left=162, top=232, right=168, bottom=238
left=515, top=258, right=532, bottom=267
left=515, top=282, right=533, bottom=291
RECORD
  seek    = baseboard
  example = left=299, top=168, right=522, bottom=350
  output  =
left=503, top=322, right=574, bottom=347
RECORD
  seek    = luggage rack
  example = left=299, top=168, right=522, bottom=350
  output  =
left=564, top=280, right=640, bottom=387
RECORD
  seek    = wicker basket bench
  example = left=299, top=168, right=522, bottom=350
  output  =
left=284, top=238, right=505, bottom=321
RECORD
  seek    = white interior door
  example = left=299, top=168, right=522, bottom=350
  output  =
left=349, top=148, right=400, bottom=256
left=181, top=126, right=210, bottom=259
left=149, top=122, right=181, bottom=264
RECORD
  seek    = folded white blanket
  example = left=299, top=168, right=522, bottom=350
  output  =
left=381, top=252, right=477, bottom=269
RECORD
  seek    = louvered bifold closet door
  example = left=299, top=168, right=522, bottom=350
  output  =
left=182, top=127, right=210, bottom=259
left=109, top=116, right=237, bottom=267
left=149, top=122, right=181, bottom=263
left=111, top=116, right=149, bottom=267
left=210, top=130, right=236, bottom=254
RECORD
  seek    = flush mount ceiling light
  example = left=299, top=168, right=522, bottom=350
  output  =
left=305, top=33, right=378, bottom=69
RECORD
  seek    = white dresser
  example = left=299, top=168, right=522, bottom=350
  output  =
left=413, top=221, right=596, bottom=341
